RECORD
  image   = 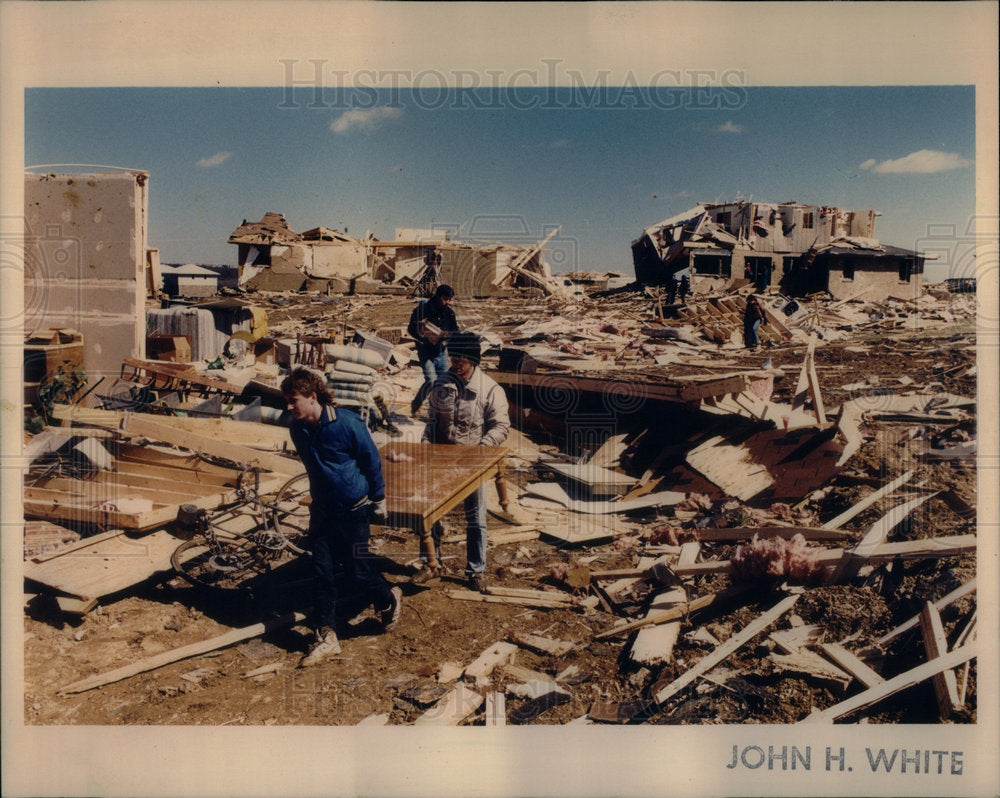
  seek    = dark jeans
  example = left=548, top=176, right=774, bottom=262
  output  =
left=309, top=502, right=392, bottom=629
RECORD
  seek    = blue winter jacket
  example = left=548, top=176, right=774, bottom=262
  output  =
left=289, top=405, right=386, bottom=512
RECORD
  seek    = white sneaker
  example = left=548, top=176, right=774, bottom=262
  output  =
left=298, top=628, right=341, bottom=667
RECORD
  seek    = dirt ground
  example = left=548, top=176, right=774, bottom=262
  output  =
left=23, top=289, right=978, bottom=727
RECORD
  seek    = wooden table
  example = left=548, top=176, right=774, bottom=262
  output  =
left=379, top=441, right=509, bottom=569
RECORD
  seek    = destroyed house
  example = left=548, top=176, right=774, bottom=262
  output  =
left=230, top=213, right=559, bottom=297
left=632, top=201, right=927, bottom=301
left=229, top=212, right=370, bottom=291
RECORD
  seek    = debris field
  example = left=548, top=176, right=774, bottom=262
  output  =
left=23, top=279, right=978, bottom=727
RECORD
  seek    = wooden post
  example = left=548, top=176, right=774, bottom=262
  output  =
left=919, top=602, right=961, bottom=719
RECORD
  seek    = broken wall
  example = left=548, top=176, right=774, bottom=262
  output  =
left=825, top=262, right=923, bottom=301
left=24, top=171, right=148, bottom=391
left=308, top=241, right=369, bottom=279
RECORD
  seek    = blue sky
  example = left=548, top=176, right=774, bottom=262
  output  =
left=25, top=85, right=974, bottom=280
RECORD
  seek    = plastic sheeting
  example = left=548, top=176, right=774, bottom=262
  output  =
left=146, top=307, right=226, bottom=362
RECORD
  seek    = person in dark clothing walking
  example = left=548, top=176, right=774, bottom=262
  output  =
left=678, top=273, right=691, bottom=305
left=407, top=284, right=459, bottom=415
left=743, top=295, right=766, bottom=350
left=665, top=274, right=677, bottom=305
left=282, top=368, right=401, bottom=667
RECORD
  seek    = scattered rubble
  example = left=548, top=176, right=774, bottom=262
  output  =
left=23, top=264, right=978, bottom=727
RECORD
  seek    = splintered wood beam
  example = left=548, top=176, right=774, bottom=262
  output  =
left=654, top=594, right=799, bottom=705
left=806, top=352, right=827, bottom=424
left=874, top=578, right=976, bottom=648
left=821, top=470, right=915, bottom=530
left=818, top=643, right=885, bottom=690
left=444, top=589, right=569, bottom=610
left=919, top=602, right=962, bottom=719
left=825, top=493, right=935, bottom=584
left=594, top=584, right=752, bottom=640
left=792, top=335, right=817, bottom=412
left=799, top=643, right=977, bottom=724
left=60, top=611, right=307, bottom=694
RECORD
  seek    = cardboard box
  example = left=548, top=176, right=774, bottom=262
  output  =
left=147, top=334, right=192, bottom=363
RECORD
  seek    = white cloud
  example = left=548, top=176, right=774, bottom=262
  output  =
left=389, top=164, right=404, bottom=172
left=330, top=106, right=403, bottom=134
left=714, top=120, right=743, bottom=133
left=197, top=151, right=233, bottom=168
left=860, top=149, right=972, bottom=174
left=550, top=139, right=569, bottom=148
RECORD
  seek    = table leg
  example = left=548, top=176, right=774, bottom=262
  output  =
left=418, top=520, right=439, bottom=569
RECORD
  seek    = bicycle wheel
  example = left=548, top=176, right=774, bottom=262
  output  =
left=171, top=534, right=265, bottom=591
left=270, top=472, right=311, bottom=554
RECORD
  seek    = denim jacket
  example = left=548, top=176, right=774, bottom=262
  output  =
left=289, top=405, right=385, bottom=511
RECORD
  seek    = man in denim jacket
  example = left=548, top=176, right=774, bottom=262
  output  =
left=417, top=332, right=510, bottom=591
left=282, top=368, right=401, bottom=666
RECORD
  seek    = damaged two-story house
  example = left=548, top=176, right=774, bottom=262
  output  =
left=632, top=201, right=930, bottom=301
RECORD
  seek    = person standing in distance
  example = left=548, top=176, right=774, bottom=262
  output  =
left=416, top=331, right=510, bottom=592
left=407, top=284, right=459, bottom=416
left=281, top=367, right=401, bottom=667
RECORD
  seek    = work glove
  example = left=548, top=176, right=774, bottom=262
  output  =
left=370, top=498, right=388, bottom=522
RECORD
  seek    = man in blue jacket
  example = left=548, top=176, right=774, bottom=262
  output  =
left=282, top=367, right=401, bottom=667
left=407, top=283, right=459, bottom=416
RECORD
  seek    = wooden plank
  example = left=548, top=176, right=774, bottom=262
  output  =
left=594, top=585, right=752, bottom=640
left=543, top=462, right=636, bottom=497
left=629, top=586, right=686, bottom=667
left=791, top=336, right=816, bottom=413
left=818, top=643, right=886, bottom=690
left=60, top=611, right=307, bottom=694
left=413, top=683, right=483, bottom=726
left=53, top=406, right=302, bottom=476
left=484, top=586, right=575, bottom=603
left=51, top=403, right=292, bottom=450
left=654, top=594, right=799, bottom=705
left=588, top=433, right=629, bottom=469
left=875, top=578, right=976, bottom=648
left=919, top=602, right=962, bottom=719
left=769, top=650, right=852, bottom=691
left=31, top=474, right=223, bottom=504
left=484, top=692, right=506, bottom=726
left=444, top=589, right=569, bottom=610
left=806, top=353, right=827, bottom=424
left=55, top=596, right=99, bottom=616
left=24, top=527, right=181, bottom=600
left=122, top=356, right=243, bottom=394
left=488, top=370, right=683, bottom=403
left=509, top=632, right=576, bottom=657
left=799, top=643, right=977, bottom=724
left=825, top=493, right=935, bottom=584
left=502, top=663, right=553, bottom=684
left=821, top=470, right=914, bottom=530
left=465, top=641, right=519, bottom=684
